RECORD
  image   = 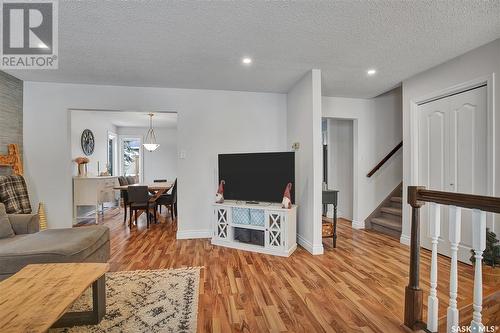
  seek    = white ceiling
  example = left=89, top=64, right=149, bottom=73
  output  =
left=7, top=1, right=500, bottom=97
left=72, top=111, right=178, bottom=129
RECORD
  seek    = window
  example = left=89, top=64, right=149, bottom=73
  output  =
left=120, top=136, right=142, bottom=181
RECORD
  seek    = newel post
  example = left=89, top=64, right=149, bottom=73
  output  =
left=404, top=186, right=425, bottom=330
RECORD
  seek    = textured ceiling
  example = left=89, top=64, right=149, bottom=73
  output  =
left=6, top=1, right=500, bottom=97
left=72, top=110, right=178, bottom=128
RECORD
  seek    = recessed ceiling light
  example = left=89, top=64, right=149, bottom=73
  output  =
left=242, top=57, right=252, bottom=65
left=367, top=69, right=377, bottom=76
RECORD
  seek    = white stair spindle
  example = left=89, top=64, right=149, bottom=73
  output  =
left=447, top=205, right=461, bottom=333
left=427, top=203, right=441, bottom=332
left=470, top=209, right=486, bottom=332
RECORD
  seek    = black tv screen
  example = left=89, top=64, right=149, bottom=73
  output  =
left=218, top=152, right=295, bottom=203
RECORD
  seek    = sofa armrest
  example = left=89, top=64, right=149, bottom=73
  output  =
left=7, top=214, right=40, bottom=234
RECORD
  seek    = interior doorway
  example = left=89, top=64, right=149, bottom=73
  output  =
left=69, top=109, right=178, bottom=225
left=322, top=118, right=355, bottom=221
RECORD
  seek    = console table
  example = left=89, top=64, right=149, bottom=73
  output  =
left=212, top=200, right=297, bottom=256
left=73, top=176, right=118, bottom=224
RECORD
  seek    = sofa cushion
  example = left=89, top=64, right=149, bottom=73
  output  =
left=0, top=203, right=15, bottom=239
left=0, top=225, right=109, bottom=276
left=0, top=175, right=32, bottom=214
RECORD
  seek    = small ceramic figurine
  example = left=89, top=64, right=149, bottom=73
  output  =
left=282, top=182, right=292, bottom=209
left=216, top=180, right=225, bottom=203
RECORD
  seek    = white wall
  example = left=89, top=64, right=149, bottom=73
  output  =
left=322, top=87, right=402, bottom=227
left=327, top=119, right=354, bottom=220
left=70, top=110, right=117, bottom=176
left=23, top=82, right=287, bottom=236
left=401, top=38, right=500, bottom=243
left=286, top=69, right=323, bottom=254
left=117, top=126, right=177, bottom=184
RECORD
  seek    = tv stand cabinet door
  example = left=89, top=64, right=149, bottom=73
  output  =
left=214, top=207, right=231, bottom=240
left=265, top=211, right=285, bottom=250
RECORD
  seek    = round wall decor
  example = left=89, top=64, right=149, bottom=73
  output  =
left=81, top=129, right=95, bottom=156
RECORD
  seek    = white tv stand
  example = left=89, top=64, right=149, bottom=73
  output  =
left=212, top=200, right=297, bottom=257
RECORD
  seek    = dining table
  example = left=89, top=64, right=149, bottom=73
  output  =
left=113, top=181, right=174, bottom=223
left=114, top=181, right=172, bottom=196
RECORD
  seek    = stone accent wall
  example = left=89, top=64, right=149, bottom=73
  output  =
left=0, top=71, right=23, bottom=175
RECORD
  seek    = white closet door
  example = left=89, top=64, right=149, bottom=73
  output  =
left=418, top=86, right=487, bottom=263
left=419, top=97, right=450, bottom=257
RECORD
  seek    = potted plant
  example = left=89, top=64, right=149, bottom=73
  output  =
left=470, top=228, right=500, bottom=283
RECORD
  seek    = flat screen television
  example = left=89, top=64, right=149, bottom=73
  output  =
left=218, top=152, right=295, bottom=203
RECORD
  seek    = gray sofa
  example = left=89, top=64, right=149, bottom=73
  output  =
left=0, top=204, right=110, bottom=281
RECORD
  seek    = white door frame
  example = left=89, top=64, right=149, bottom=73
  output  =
left=409, top=74, right=496, bottom=230
left=322, top=117, right=358, bottom=226
left=107, top=131, right=118, bottom=176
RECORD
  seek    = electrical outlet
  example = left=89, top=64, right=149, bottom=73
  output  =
left=179, top=150, right=186, bottom=159
left=292, top=142, right=300, bottom=150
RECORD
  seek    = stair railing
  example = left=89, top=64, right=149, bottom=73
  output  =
left=366, top=141, right=402, bottom=178
left=404, top=186, right=500, bottom=332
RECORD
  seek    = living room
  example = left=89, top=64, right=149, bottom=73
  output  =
left=0, top=1, right=499, bottom=332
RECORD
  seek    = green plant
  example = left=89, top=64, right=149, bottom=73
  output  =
left=470, top=228, right=500, bottom=268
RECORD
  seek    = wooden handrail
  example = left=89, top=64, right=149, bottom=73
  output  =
left=366, top=141, right=402, bottom=177
left=404, top=186, right=500, bottom=331
left=410, top=188, right=500, bottom=213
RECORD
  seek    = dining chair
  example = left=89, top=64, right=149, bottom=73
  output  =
left=127, top=185, right=157, bottom=229
left=156, top=178, right=177, bottom=220
left=117, top=176, right=129, bottom=224
left=126, top=176, right=137, bottom=185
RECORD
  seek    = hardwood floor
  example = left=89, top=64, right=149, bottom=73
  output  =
left=98, top=208, right=498, bottom=332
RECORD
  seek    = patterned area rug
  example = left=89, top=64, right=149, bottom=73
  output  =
left=51, top=268, right=200, bottom=333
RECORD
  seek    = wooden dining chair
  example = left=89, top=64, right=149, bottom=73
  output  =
left=117, top=176, right=129, bottom=224
left=156, top=179, right=177, bottom=220
left=126, top=176, right=137, bottom=185
left=127, top=185, right=157, bottom=229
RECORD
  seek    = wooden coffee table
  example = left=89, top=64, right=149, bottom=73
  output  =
left=0, top=263, right=109, bottom=333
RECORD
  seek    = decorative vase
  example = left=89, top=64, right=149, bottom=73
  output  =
left=78, top=163, right=87, bottom=177
left=74, top=157, right=90, bottom=177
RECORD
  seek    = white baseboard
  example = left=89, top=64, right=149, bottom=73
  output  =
left=297, top=234, right=324, bottom=255
left=351, top=219, right=365, bottom=229
left=212, top=238, right=297, bottom=257
left=176, top=229, right=212, bottom=239
left=400, top=234, right=410, bottom=246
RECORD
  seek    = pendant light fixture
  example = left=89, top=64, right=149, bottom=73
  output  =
left=143, top=113, right=160, bottom=152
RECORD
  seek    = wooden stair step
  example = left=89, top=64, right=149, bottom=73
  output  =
left=371, top=217, right=402, bottom=232
left=390, top=196, right=402, bottom=203
left=381, top=206, right=402, bottom=216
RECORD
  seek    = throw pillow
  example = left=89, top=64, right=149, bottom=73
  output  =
left=0, top=175, right=32, bottom=214
left=0, top=203, right=15, bottom=239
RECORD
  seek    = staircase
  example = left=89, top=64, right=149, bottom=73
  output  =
left=365, top=183, right=402, bottom=238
